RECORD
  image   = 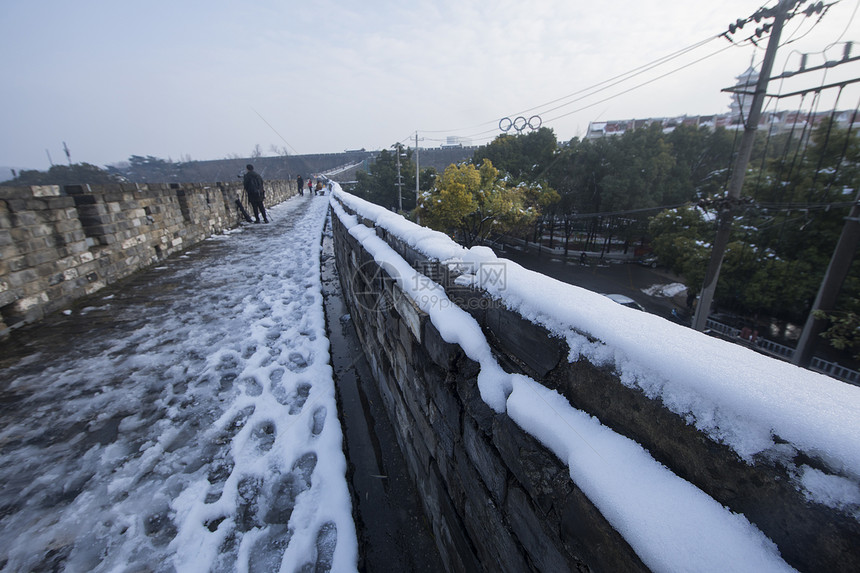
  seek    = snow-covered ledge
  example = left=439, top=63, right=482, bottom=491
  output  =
left=330, top=187, right=860, bottom=573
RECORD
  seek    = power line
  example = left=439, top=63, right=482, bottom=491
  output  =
left=252, top=108, right=300, bottom=156
left=418, top=33, right=728, bottom=136
left=825, top=0, right=858, bottom=47
left=527, top=42, right=741, bottom=130
left=420, top=12, right=778, bottom=143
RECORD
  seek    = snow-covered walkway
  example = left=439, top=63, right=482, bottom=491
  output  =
left=0, top=194, right=357, bottom=572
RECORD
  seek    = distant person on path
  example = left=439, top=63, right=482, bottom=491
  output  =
left=307, top=178, right=313, bottom=195
left=297, top=174, right=304, bottom=196
left=243, top=164, right=268, bottom=223
left=580, top=252, right=587, bottom=266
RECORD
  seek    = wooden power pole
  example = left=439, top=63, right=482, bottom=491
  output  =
left=792, top=188, right=860, bottom=367
left=693, top=0, right=798, bottom=331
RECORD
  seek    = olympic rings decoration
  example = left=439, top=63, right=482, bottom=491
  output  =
left=499, top=115, right=542, bottom=134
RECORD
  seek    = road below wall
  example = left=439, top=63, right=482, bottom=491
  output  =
left=493, top=243, right=686, bottom=320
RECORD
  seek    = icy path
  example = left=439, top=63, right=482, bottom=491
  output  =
left=0, top=195, right=357, bottom=572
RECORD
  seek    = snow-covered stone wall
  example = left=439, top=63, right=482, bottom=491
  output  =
left=330, top=189, right=860, bottom=573
left=0, top=180, right=297, bottom=334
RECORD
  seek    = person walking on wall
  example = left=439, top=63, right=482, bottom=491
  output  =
left=243, top=164, right=268, bottom=223
left=297, top=174, right=304, bottom=196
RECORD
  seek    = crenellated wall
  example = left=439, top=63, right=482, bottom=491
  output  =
left=330, top=192, right=860, bottom=573
left=0, top=179, right=296, bottom=334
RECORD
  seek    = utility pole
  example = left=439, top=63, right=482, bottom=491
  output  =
left=394, top=143, right=404, bottom=212
left=415, top=131, right=420, bottom=224
left=693, top=0, right=797, bottom=331
left=792, top=188, right=860, bottom=367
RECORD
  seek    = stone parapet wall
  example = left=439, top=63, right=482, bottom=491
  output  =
left=0, top=180, right=296, bottom=334
left=330, top=195, right=860, bottom=572
left=331, top=205, right=646, bottom=572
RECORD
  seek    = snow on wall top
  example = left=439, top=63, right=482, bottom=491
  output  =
left=332, top=189, right=860, bottom=485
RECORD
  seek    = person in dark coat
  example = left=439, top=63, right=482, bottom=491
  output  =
left=297, top=174, right=304, bottom=196
left=243, top=164, right=268, bottom=223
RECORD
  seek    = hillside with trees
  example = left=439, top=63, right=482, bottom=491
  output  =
left=1, top=163, right=124, bottom=186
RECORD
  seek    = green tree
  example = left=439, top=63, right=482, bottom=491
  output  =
left=667, top=124, right=736, bottom=199
left=649, top=206, right=713, bottom=280
left=815, top=301, right=860, bottom=360
left=2, top=163, right=123, bottom=186
left=473, top=127, right=558, bottom=180
left=648, top=122, right=860, bottom=329
left=420, top=160, right=555, bottom=247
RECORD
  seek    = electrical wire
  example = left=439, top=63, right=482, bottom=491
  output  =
left=540, top=41, right=740, bottom=127
left=413, top=3, right=795, bottom=145
left=407, top=0, right=855, bottom=172
left=825, top=0, right=857, bottom=48
left=823, top=94, right=860, bottom=196
left=418, top=34, right=732, bottom=136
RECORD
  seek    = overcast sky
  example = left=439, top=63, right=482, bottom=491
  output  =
left=1, top=0, right=858, bottom=171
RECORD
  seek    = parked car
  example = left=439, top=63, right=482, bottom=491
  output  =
left=604, top=293, right=645, bottom=311
left=637, top=256, right=658, bottom=268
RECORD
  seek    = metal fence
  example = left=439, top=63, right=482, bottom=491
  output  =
left=706, top=319, right=859, bottom=385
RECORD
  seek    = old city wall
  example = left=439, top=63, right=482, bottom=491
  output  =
left=330, top=197, right=860, bottom=573
left=0, top=179, right=296, bottom=335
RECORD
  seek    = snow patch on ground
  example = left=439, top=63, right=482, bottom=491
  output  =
left=642, top=282, right=687, bottom=298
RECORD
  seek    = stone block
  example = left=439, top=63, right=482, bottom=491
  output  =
left=14, top=292, right=49, bottom=313
left=464, top=417, right=507, bottom=503
left=505, top=486, right=572, bottom=572
left=423, top=319, right=463, bottom=370
left=24, top=199, right=49, bottom=211
left=486, top=304, right=563, bottom=377
left=427, top=400, right=456, bottom=460
left=29, top=223, right=53, bottom=238
left=429, top=372, right=463, bottom=434
left=453, top=452, right=531, bottom=573
left=558, top=484, right=648, bottom=573
left=31, top=185, right=61, bottom=197
left=456, top=366, right=495, bottom=435
left=9, top=226, right=31, bottom=243
left=493, top=414, right=568, bottom=516
left=422, top=460, right=481, bottom=573
left=25, top=249, right=59, bottom=268
left=393, top=287, right=425, bottom=342
left=49, top=202, right=77, bottom=215
left=0, top=287, right=19, bottom=307
left=7, top=256, right=27, bottom=272
left=15, top=212, right=38, bottom=227
left=7, top=268, right=38, bottom=288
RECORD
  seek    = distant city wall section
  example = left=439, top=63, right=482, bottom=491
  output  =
left=109, top=147, right=477, bottom=184
left=0, top=180, right=297, bottom=335
left=330, top=189, right=860, bottom=573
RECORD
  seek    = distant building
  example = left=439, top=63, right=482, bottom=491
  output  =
left=730, top=66, right=759, bottom=122
left=585, top=66, right=857, bottom=140
left=442, top=136, right=472, bottom=148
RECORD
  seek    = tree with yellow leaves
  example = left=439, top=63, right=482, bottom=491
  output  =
left=419, top=160, right=558, bottom=247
